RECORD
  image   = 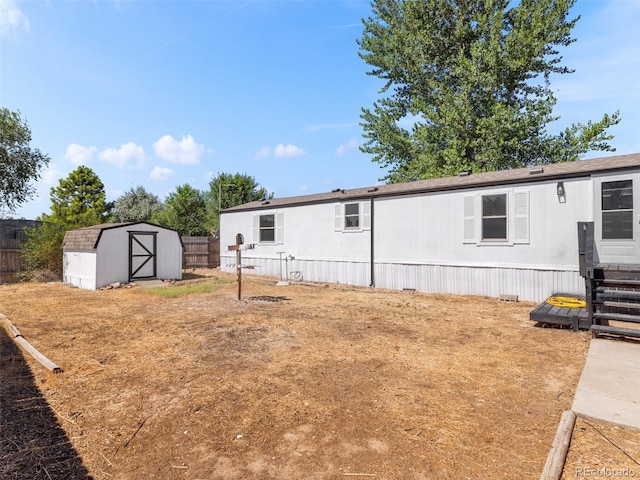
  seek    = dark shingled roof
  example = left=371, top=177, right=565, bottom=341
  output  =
left=62, top=223, right=130, bottom=251
left=62, top=222, right=182, bottom=251
left=222, top=153, right=640, bottom=213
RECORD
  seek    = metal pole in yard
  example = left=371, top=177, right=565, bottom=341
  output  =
left=237, top=248, right=241, bottom=301
left=277, top=251, right=285, bottom=282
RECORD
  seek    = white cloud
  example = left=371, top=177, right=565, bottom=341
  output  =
left=42, top=167, right=64, bottom=185
left=99, top=142, right=147, bottom=169
left=0, top=0, right=30, bottom=38
left=150, top=166, right=174, bottom=181
left=254, top=146, right=271, bottom=160
left=336, top=137, right=358, bottom=156
left=274, top=144, right=306, bottom=158
left=65, top=143, right=97, bottom=165
left=153, top=134, right=205, bottom=165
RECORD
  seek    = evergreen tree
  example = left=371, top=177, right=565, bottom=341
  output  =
left=48, top=166, right=111, bottom=228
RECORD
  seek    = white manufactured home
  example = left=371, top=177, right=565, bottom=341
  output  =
left=62, top=222, right=183, bottom=290
left=220, top=153, right=640, bottom=303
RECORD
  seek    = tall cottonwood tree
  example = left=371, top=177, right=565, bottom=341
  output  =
left=358, top=0, right=620, bottom=183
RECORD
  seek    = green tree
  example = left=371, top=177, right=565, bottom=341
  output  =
left=0, top=108, right=50, bottom=211
left=152, top=184, right=208, bottom=236
left=111, top=186, right=163, bottom=223
left=358, top=0, right=620, bottom=183
left=48, top=166, right=112, bottom=228
left=206, top=172, right=272, bottom=232
left=21, top=167, right=111, bottom=278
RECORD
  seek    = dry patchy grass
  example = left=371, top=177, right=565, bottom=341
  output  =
left=1, top=271, right=631, bottom=479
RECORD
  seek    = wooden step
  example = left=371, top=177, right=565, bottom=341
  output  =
left=595, top=288, right=640, bottom=300
left=591, top=324, right=640, bottom=338
left=600, top=278, right=640, bottom=287
left=603, top=300, right=640, bottom=309
left=592, top=312, right=640, bottom=324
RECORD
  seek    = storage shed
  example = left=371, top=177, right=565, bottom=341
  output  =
left=62, top=222, right=183, bottom=290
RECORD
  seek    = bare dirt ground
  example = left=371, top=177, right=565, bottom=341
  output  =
left=1, top=270, right=638, bottom=479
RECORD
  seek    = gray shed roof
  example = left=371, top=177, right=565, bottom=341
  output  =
left=223, top=153, right=640, bottom=213
left=62, top=222, right=182, bottom=251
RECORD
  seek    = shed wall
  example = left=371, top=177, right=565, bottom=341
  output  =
left=95, top=224, right=182, bottom=288
left=63, top=251, right=97, bottom=290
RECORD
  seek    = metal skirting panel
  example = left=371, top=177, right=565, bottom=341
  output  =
left=374, top=264, right=583, bottom=302
left=220, top=255, right=583, bottom=302
left=221, top=256, right=370, bottom=286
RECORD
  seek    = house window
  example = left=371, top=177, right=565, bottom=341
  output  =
left=259, top=214, right=275, bottom=242
left=482, top=194, right=507, bottom=240
left=602, top=180, right=633, bottom=239
left=344, top=203, right=360, bottom=229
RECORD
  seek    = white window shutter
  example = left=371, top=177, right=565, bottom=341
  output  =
left=276, top=211, right=284, bottom=244
left=362, top=201, right=371, bottom=231
left=463, top=196, right=476, bottom=243
left=334, top=204, right=343, bottom=231
left=253, top=214, right=259, bottom=243
left=514, top=191, right=529, bottom=244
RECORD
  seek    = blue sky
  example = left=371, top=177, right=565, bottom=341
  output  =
left=1, top=0, right=639, bottom=220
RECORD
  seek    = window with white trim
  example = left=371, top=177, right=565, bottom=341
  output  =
left=253, top=211, right=284, bottom=244
left=259, top=214, right=275, bottom=242
left=344, top=203, right=360, bottom=229
left=334, top=201, right=371, bottom=232
left=463, top=190, right=529, bottom=245
left=482, top=194, right=507, bottom=240
left=602, top=180, right=633, bottom=239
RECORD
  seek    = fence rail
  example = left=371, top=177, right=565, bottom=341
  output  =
left=182, top=236, right=220, bottom=269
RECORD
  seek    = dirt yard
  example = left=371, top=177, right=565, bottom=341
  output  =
left=1, top=271, right=638, bottom=479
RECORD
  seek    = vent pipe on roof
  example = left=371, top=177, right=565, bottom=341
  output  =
left=458, top=171, right=470, bottom=177
left=529, top=167, right=544, bottom=175
left=368, top=187, right=379, bottom=193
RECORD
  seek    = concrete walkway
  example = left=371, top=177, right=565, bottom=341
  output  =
left=572, top=339, right=640, bottom=430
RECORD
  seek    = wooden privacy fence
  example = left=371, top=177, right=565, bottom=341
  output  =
left=0, top=239, right=25, bottom=284
left=182, top=236, right=220, bottom=269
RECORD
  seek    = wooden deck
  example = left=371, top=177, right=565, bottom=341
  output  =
left=530, top=295, right=590, bottom=331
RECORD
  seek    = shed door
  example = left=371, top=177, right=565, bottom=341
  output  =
left=129, top=232, right=157, bottom=280
left=594, top=175, right=640, bottom=264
